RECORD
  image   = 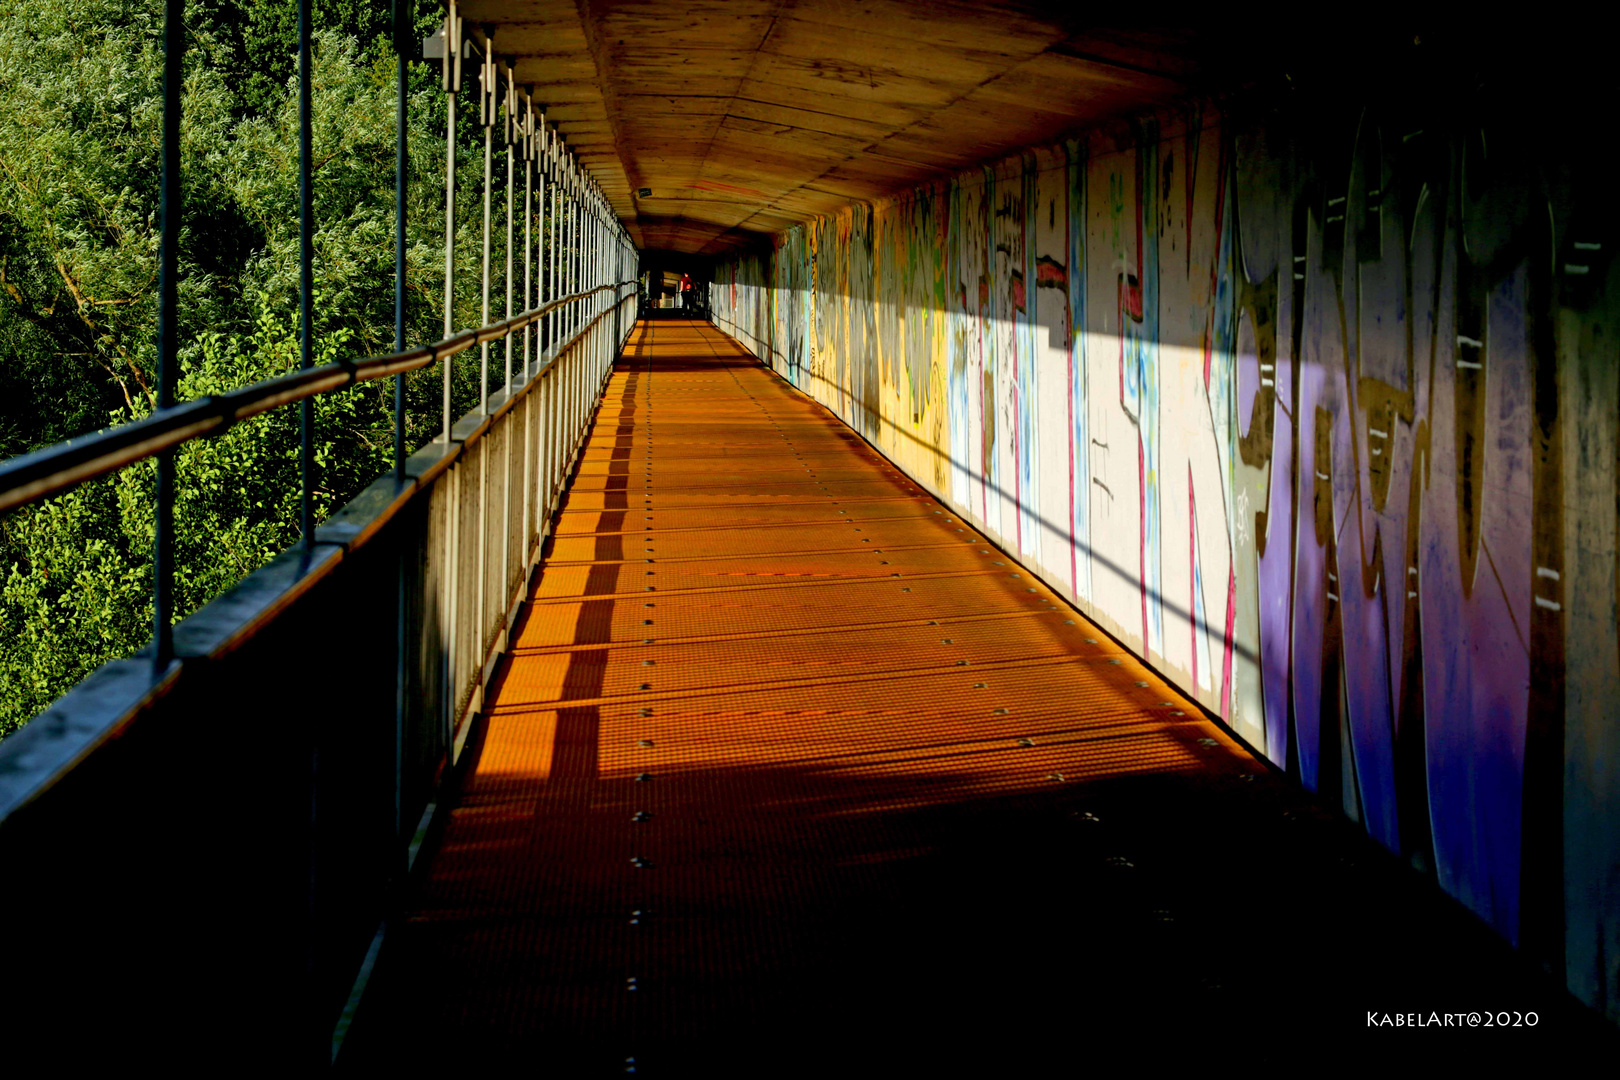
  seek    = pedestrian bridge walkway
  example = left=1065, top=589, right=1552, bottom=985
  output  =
left=4, top=1, right=1617, bottom=1061
left=337, top=321, right=1576, bottom=1069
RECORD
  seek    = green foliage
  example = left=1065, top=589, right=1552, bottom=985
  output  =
left=0, top=0, right=222, bottom=442
left=0, top=0, right=538, bottom=736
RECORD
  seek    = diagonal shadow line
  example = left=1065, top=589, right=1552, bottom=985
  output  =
left=509, top=605, right=1100, bottom=656
left=527, top=563, right=1064, bottom=607
left=625, top=726, right=1211, bottom=780
left=488, top=649, right=1153, bottom=715
left=591, top=716, right=1204, bottom=775
left=555, top=494, right=948, bottom=521
left=537, top=532, right=993, bottom=565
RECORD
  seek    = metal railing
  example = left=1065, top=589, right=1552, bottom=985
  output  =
left=0, top=0, right=643, bottom=1064
left=0, top=276, right=638, bottom=1067
left=0, top=283, right=633, bottom=516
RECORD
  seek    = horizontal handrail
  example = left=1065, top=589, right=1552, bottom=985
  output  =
left=0, top=280, right=637, bottom=514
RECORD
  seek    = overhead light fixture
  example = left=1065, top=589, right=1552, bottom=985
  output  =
left=637, top=187, right=652, bottom=197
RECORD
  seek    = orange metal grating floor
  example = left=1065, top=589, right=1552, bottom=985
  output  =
left=342, top=320, right=1594, bottom=1071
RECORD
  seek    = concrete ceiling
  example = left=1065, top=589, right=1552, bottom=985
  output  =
left=458, top=2, right=1210, bottom=256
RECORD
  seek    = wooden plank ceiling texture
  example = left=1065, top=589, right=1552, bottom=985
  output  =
left=461, top=1, right=1201, bottom=256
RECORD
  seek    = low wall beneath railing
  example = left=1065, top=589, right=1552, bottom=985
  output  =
left=0, top=291, right=637, bottom=1064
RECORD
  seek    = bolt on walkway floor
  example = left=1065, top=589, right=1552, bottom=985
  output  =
left=343, top=319, right=1593, bottom=1071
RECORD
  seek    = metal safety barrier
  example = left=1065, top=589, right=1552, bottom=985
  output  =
left=0, top=283, right=633, bottom=516
left=0, top=284, right=639, bottom=1069
left=0, top=0, right=642, bottom=1064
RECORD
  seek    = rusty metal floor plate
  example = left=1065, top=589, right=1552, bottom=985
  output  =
left=342, top=320, right=1593, bottom=1072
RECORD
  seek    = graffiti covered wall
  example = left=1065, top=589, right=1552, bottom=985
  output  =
left=713, top=106, right=1620, bottom=1019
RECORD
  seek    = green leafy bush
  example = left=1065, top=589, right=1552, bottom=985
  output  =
left=0, top=0, right=543, bottom=735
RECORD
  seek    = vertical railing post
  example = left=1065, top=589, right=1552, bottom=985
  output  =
left=592, top=191, right=599, bottom=393
left=393, top=3, right=408, bottom=482
left=152, top=0, right=182, bottom=671
left=298, top=0, right=315, bottom=550
left=501, top=62, right=514, bottom=637
left=441, top=4, right=460, bottom=445
left=549, top=135, right=560, bottom=357
left=592, top=191, right=599, bottom=388
left=473, top=31, right=493, bottom=718
left=591, top=187, right=598, bottom=349
left=296, top=0, right=320, bottom=1060
left=539, top=123, right=551, bottom=511
left=438, top=2, right=462, bottom=770
left=582, top=179, right=589, bottom=381
left=571, top=164, right=581, bottom=341
left=503, top=65, right=514, bottom=400
left=610, top=214, right=617, bottom=359
left=478, top=32, right=494, bottom=415
left=599, top=196, right=605, bottom=378
left=564, top=155, right=573, bottom=441
left=565, top=156, right=574, bottom=342
left=569, top=163, right=578, bottom=441
left=579, top=163, right=586, bottom=417
left=538, top=114, right=552, bottom=525
left=523, top=96, right=534, bottom=379
left=566, top=155, right=571, bottom=335
left=390, top=0, right=408, bottom=864
left=560, top=156, right=569, bottom=347
left=541, top=108, right=554, bottom=367
left=521, top=92, right=533, bottom=559
left=541, top=115, right=554, bottom=356
left=556, top=137, right=566, bottom=478
left=598, top=192, right=605, bottom=380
